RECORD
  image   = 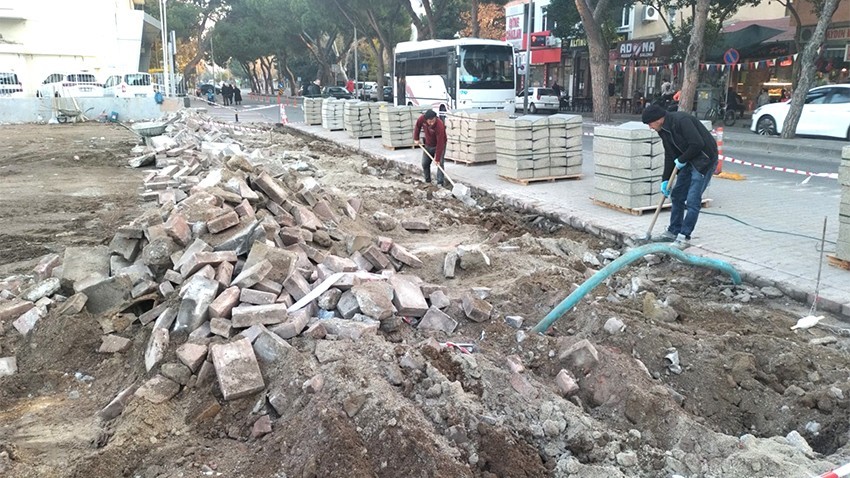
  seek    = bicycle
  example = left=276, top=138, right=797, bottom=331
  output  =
left=703, top=98, right=737, bottom=126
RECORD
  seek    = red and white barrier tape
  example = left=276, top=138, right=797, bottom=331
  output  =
left=818, top=462, right=850, bottom=478
left=719, top=154, right=838, bottom=179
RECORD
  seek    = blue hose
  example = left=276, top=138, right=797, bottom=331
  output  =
left=531, top=243, right=741, bottom=334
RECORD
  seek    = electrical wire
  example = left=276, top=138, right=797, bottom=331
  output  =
left=700, top=210, right=837, bottom=247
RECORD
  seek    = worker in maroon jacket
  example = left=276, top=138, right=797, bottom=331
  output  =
left=413, top=109, right=447, bottom=186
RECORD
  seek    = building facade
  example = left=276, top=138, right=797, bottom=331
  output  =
left=505, top=0, right=562, bottom=91
left=0, top=0, right=160, bottom=95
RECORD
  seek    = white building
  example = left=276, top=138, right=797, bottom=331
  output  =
left=0, top=0, right=160, bottom=95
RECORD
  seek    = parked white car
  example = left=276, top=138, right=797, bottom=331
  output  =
left=356, top=81, right=376, bottom=101
left=515, top=87, right=560, bottom=113
left=103, top=72, right=154, bottom=98
left=37, top=72, right=103, bottom=98
left=0, top=71, right=25, bottom=98
left=751, top=84, right=850, bottom=141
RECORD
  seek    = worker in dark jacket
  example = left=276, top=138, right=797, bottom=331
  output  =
left=413, top=110, right=447, bottom=186
left=642, top=104, right=718, bottom=249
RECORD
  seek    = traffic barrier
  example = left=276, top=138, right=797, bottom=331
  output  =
left=818, top=462, right=850, bottom=478
left=714, top=126, right=724, bottom=174
left=279, top=103, right=288, bottom=124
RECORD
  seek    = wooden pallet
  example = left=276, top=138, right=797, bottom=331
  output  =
left=827, top=254, right=850, bottom=271
left=382, top=144, right=415, bottom=151
left=499, top=174, right=582, bottom=185
left=592, top=198, right=712, bottom=216
left=444, top=157, right=496, bottom=166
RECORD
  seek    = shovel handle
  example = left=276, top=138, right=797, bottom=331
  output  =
left=645, top=166, right=679, bottom=239
left=417, top=143, right=455, bottom=186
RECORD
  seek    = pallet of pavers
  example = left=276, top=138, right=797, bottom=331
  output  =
left=379, top=105, right=418, bottom=149
left=592, top=121, right=664, bottom=212
left=321, top=98, right=345, bottom=131
left=344, top=100, right=384, bottom=139
left=496, top=115, right=583, bottom=184
left=829, top=145, right=850, bottom=269
left=445, top=109, right=508, bottom=165
left=303, top=97, right=323, bottom=126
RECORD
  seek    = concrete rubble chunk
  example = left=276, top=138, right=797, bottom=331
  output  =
left=61, top=246, right=111, bottom=290
left=21, top=277, right=61, bottom=303
left=269, top=308, right=309, bottom=339
left=135, top=375, right=181, bottom=404
left=417, top=306, right=458, bottom=334
left=179, top=250, right=237, bottom=278
left=33, top=253, right=61, bottom=281
left=283, top=271, right=312, bottom=301
left=173, top=275, right=219, bottom=333
left=231, top=259, right=272, bottom=289
left=251, top=415, right=273, bottom=439
left=390, top=275, right=429, bottom=317
left=99, top=335, right=132, bottom=353
left=336, top=290, right=361, bottom=319
left=176, top=342, right=208, bottom=373
left=109, top=233, right=140, bottom=262
left=232, top=303, right=289, bottom=329
left=209, top=286, right=241, bottom=319
left=0, top=300, right=35, bottom=322
left=429, top=290, right=451, bottom=309
left=0, top=357, right=18, bottom=377
left=145, top=327, right=169, bottom=372
left=555, top=369, right=580, bottom=396
left=321, top=318, right=379, bottom=341
left=210, top=337, right=265, bottom=401
left=558, top=338, right=600, bottom=374
left=317, top=287, right=342, bottom=310
left=160, top=362, right=192, bottom=385
left=243, top=241, right=297, bottom=283
left=13, top=306, right=46, bottom=335
left=302, top=374, right=324, bottom=393
left=389, top=243, right=424, bottom=268
left=462, top=294, right=493, bottom=323
left=98, top=385, right=137, bottom=421
left=253, top=325, right=294, bottom=362
left=210, top=317, right=233, bottom=337
left=352, top=282, right=396, bottom=321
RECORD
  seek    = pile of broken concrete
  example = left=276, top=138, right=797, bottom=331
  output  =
left=0, top=112, right=503, bottom=413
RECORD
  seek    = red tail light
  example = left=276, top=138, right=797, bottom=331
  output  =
left=536, top=92, right=541, bottom=100
left=121, top=84, right=126, bottom=92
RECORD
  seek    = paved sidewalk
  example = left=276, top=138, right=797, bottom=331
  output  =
left=282, top=120, right=850, bottom=319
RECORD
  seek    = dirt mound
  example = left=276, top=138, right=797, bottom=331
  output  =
left=1, top=116, right=850, bottom=478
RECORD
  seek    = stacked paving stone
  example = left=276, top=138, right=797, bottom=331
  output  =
left=496, top=114, right=582, bottom=180
left=838, top=146, right=850, bottom=261
left=344, top=100, right=383, bottom=139
left=303, top=97, right=323, bottom=125
left=0, top=110, right=497, bottom=416
left=592, top=121, right=665, bottom=209
left=379, top=105, right=418, bottom=149
left=444, top=110, right=507, bottom=164
left=321, top=98, right=345, bottom=131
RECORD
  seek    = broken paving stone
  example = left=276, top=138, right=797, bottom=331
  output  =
left=390, top=243, right=423, bottom=268
left=78, top=275, right=134, bottom=316
left=231, top=259, right=272, bottom=289
left=417, top=307, right=458, bottom=334
left=176, top=343, right=208, bottom=373
left=160, top=362, right=192, bottom=386
left=209, top=286, right=240, bottom=319
left=555, top=369, right=580, bottom=396
left=0, top=357, right=18, bottom=377
left=443, top=251, right=458, bottom=278
left=362, top=245, right=391, bottom=270
left=174, top=276, right=219, bottom=334
left=13, top=306, right=45, bottom=335
left=558, top=339, right=599, bottom=374
left=231, top=303, right=289, bottom=328
left=352, top=282, right=396, bottom=321
left=462, top=294, right=492, bottom=323
left=343, top=393, right=368, bottom=418
left=20, top=278, right=61, bottom=303
left=253, top=326, right=293, bottom=362
left=401, top=219, right=430, bottom=231
left=761, top=286, right=783, bottom=299
left=269, top=309, right=309, bottom=339
left=251, top=415, right=273, bottom=439
left=330, top=289, right=357, bottom=320
left=322, top=254, right=358, bottom=273
left=302, top=374, right=324, bottom=394
left=504, top=315, right=524, bottom=329
left=509, top=372, right=539, bottom=400
left=457, top=246, right=490, bottom=270
left=60, top=246, right=111, bottom=290
left=317, top=288, right=342, bottom=310
left=390, top=275, right=428, bottom=318
left=429, top=290, right=450, bottom=310
left=98, top=335, right=132, bottom=353
left=33, top=253, right=61, bottom=281
left=145, top=328, right=169, bottom=372
left=239, top=288, right=277, bottom=305
left=207, top=210, right=240, bottom=234
left=210, top=317, right=233, bottom=337
left=210, top=337, right=265, bottom=401
left=319, top=318, right=379, bottom=341
left=506, top=355, right=525, bottom=374
left=604, top=317, right=625, bottom=334
left=98, top=385, right=136, bottom=421
left=243, top=242, right=297, bottom=283
left=304, top=322, right=327, bottom=339
left=283, top=271, right=312, bottom=301
left=372, top=211, right=398, bottom=231
left=0, top=300, right=34, bottom=322
left=135, top=375, right=181, bottom=404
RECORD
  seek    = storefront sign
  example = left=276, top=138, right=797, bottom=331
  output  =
left=826, top=27, right=850, bottom=41
left=845, top=44, right=850, bottom=62
left=616, top=39, right=659, bottom=59
left=505, top=4, right=525, bottom=50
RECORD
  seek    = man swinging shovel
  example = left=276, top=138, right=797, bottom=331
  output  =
left=413, top=110, right=447, bottom=186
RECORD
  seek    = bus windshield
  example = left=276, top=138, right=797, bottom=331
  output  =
left=459, top=45, right=513, bottom=90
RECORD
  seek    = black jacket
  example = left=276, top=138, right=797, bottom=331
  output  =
left=658, top=112, right=718, bottom=180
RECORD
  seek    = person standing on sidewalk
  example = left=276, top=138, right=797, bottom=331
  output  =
left=642, top=104, right=718, bottom=249
left=413, top=110, right=447, bottom=186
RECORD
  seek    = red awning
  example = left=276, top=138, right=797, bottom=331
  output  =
left=531, top=48, right=560, bottom=64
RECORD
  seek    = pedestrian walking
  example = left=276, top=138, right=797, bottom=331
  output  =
left=223, top=83, right=234, bottom=106
left=756, top=88, right=770, bottom=107
left=641, top=104, right=718, bottom=249
left=413, top=110, right=447, bottom=186
left=307, top=79, right=321, bottom=97
left=233, top=86, right=242, bottom=105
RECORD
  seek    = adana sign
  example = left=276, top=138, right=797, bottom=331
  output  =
left=616, top=39, right=659, bottom=59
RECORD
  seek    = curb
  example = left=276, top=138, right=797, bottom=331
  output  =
left=279, top=123, right=850, bottom=321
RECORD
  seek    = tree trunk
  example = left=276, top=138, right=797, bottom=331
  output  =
left=781, top=0, right=840, bottom=138
left=285, top=66, right=298, bottom=96
left=471, top=0, right=480, bottom=38
left=420, top=0, right=437, bottom=39
left=181, top=9, right=214, bottom=87
left=575, top=0, right=610, bottom=123
left=678, top=0, right=709, bottom=114
left=396, top=0, right=427, bottom=40
left=259, top=57, right=272, bottom=95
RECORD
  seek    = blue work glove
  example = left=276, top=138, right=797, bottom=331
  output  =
left=660, top=180, right=670, bottom=197
left=674, top=158, right=686, bottom=170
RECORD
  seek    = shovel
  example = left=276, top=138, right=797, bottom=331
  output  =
left=643, top=166, right=679, bottom=242
left=417, top=143, right=475, bottom=206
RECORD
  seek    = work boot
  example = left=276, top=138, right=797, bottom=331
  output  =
left=651, top=230, right=677, bottom=242
left=672, top=234, right=690, bottom=250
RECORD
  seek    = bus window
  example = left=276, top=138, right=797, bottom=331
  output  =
left=458, top=45, right=513, bottom=90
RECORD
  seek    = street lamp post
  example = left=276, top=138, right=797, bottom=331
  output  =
left=159, top=0, right=171, bottom=97
left=523, top=0, right=533, bottom=113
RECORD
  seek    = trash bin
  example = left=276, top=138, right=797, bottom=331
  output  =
left=696, top=87, right=720, bottom=117
left=183, top=97, right=190, bottom=107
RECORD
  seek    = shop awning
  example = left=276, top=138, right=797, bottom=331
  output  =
left=705, top=18, right=794, bottom=62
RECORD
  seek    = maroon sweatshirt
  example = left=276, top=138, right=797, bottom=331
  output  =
left=413, top=114, right=447, bottom=162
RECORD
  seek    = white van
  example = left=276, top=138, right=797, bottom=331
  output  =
left=103, top=72, right=154, bottom=98
left=0, top=72, right=25, bottom=98
left=37, top=72, right=102, bottom=98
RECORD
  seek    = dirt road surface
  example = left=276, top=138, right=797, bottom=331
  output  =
left=1, top=118, right=850, bottom=477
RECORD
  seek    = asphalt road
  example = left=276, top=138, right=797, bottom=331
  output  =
left=194, top=96, right=843, bottom=191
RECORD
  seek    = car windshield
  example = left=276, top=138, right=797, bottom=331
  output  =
left=124, top=74, right=150, bottom=86
left=68, top=74, right=97, bottom=83
left=459, top=44, right=514, bottom=90
left=537, top=88, right=555, bottom=96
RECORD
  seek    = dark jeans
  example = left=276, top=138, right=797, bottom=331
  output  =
left=668, top=159, right=717, bottom=239
left=421, top=145, right=445, bottom=185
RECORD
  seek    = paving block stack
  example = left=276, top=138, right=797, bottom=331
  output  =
left=838, top=145, right=850, bottom=261
left=496, top=114, right=583, bottom=180
left=445, top=110, right=508, bottom=164
left=321, top=98, right=345, bottom=131
left=303, top=97, right=323, bottom=126
left=344, top=101, right=384, bottom=139
left=592, top=121, right=664, bottom=209
left=379, top=105, right=418, bottom=149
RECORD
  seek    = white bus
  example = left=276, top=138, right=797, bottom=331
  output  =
left=393, top=38, right=516, bottom=112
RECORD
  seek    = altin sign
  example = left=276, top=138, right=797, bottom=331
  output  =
left=617, top=40, right=659, bottom=59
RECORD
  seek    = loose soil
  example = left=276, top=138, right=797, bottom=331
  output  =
left=1, top=120, right=850, bottom=477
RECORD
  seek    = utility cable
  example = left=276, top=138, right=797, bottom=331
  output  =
left=700, top=210, right=837, bottom=246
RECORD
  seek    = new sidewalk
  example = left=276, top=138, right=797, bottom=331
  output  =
left=282, top=120, right=850, bottom=319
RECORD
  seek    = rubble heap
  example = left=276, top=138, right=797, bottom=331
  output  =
left=444, top=110, right=507, bottom=164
